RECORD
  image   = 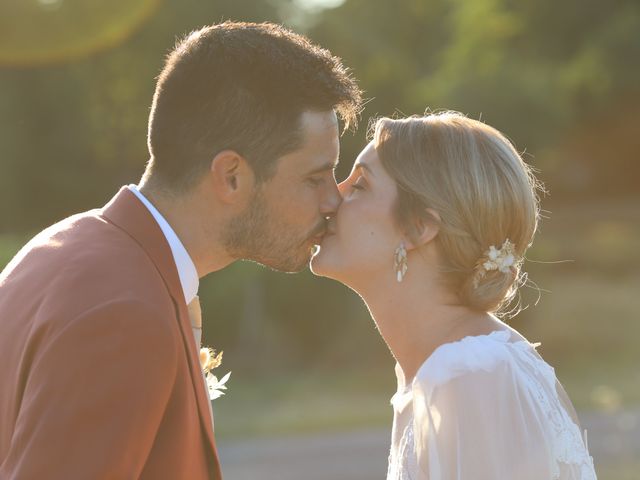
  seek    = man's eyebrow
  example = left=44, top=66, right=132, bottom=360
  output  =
left=354, top=162, right=375, bottom=177
left=304, top=160, right=339, bottom=176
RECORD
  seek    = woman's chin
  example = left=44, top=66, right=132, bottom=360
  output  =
left=309, top=248, right=328, bottom=277
left=309, top=246, right=339, bottom=279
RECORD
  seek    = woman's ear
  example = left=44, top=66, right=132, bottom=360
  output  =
left=404, top=208, right=441, bottom=250
left=209, top=150, right=256, bottom=204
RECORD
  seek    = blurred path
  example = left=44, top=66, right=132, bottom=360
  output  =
left=217, top=409, right=640, bottom=479
left=218, top=428, right=389, bottom=480
left=580, top=409, right=640, bottom=464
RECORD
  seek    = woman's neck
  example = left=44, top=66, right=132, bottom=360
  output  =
left=357, top=272, right=492, bottom=384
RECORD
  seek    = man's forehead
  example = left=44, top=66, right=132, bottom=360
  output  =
left=299, top=109, right=339, bottom=132
left=272, top=111, right=339, bottom=177
left=297, top=110, right=339, bottom=156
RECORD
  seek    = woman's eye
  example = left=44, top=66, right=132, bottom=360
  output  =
left=351, top=178, right=366, bottom=191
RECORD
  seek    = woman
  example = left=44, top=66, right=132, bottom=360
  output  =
left=311, top=111, right=596, bottom=479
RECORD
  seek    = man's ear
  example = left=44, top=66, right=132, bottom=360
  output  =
left=209, top=150, right=256, bottom=204
left=404, top=208, right=441, bottom=251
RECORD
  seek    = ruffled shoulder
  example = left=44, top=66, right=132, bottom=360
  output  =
left=413, top=330, right=519, bottom=399
left=409, top=330, right=597, bottom=480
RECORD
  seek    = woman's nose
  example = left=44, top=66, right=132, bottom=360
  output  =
left=337, top=180, right=348, bottom=198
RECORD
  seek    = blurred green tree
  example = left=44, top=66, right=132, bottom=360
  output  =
left=1, top=0, right=639, bottom=373
left=309, top=0, right=640, bottom=194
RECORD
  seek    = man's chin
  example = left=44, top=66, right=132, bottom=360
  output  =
left=286, top=247, right=317, bottom=273
left=271, top=261, right=309, bottom=274
left=251, top=247, right=314, bottom=273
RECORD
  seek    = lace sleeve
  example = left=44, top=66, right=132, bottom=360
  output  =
left=412, top=361, right=559, bottom=480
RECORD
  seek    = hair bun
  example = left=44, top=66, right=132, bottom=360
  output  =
left=373, top=111, right=542, bottom=316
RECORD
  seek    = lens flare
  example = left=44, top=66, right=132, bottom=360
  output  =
left=0, top=0, right=160, bottom=67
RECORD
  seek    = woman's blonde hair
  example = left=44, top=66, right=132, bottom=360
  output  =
left=373, top=111, right=544, bottom=316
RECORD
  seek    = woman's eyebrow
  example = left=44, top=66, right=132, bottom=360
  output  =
left=354, top=162, right=375, bottom=177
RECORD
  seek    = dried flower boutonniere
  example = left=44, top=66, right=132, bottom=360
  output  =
left=199, top=347, right=231, bottom=400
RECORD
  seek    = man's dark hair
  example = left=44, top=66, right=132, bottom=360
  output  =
left=145, top=21, right=362, bottom=193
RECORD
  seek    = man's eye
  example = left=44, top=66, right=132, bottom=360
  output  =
left=307, top=177, right=323, bottom=186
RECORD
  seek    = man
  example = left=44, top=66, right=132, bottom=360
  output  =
left=0, top=21, right=361, bottom=479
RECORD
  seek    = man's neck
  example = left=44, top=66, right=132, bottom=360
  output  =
left=138, top=183, right=235, bottom=277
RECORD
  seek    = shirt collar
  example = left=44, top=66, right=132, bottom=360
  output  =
left=127, top=184, right=199, bottom=304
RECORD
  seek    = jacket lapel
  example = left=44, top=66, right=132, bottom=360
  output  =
left=100, top=186, right=220, bottom=473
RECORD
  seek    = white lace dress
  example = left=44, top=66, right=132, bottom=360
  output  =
left=386, top=330, right=597, bottom=480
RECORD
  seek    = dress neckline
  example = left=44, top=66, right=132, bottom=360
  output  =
left=394, top=329, right=518, bottom=396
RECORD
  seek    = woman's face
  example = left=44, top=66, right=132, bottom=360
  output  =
left=310, top=141, right=403, bottom=287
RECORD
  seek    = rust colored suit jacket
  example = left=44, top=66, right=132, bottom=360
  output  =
left=0, top=187, right=222, bottom=479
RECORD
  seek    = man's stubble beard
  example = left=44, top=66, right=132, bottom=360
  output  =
left=221, top=189, right=317, bottom=273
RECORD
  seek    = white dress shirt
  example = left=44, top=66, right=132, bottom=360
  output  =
left=127, top=185, right=202, bottom=347
left=128, top=185, right=198, bottom=304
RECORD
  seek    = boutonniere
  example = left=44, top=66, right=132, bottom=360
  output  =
left=199, top=347, right=231, bottom=400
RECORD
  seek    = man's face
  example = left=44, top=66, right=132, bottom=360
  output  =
left=223, top=110, right=342, bottom=272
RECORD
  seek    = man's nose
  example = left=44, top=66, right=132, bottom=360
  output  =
left=320, top=180, right=343, bottom=216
